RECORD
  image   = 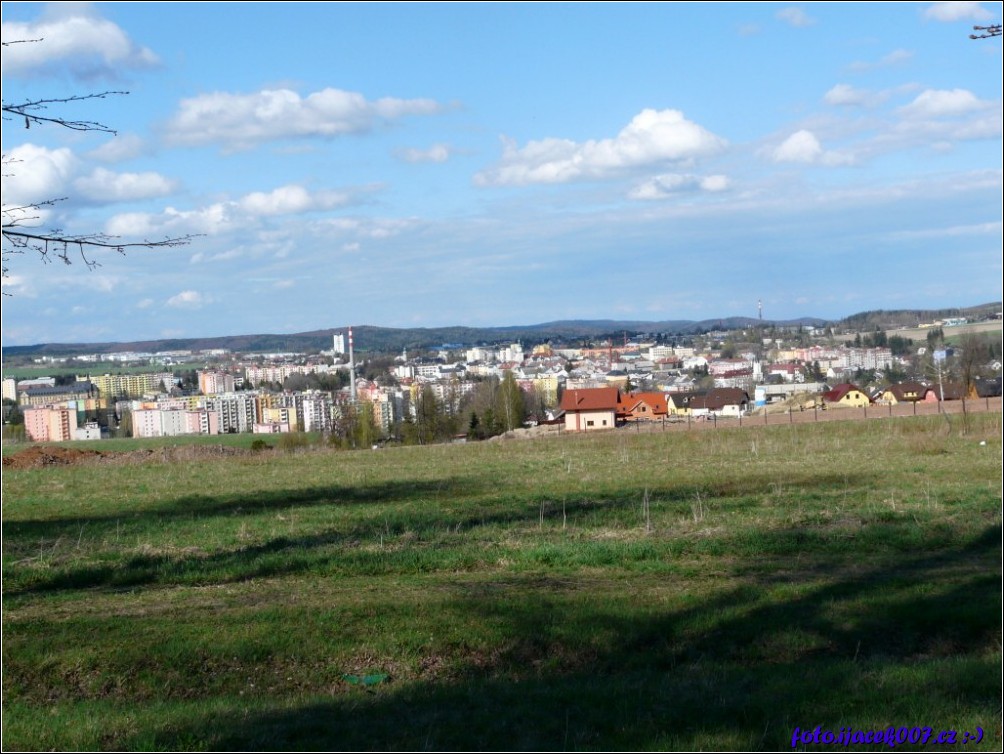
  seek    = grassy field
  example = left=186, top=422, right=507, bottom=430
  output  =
left=2, top=414, right=1001, bottom=751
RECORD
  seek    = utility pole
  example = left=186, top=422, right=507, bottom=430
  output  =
left=348, top=326, right=356, bottom=405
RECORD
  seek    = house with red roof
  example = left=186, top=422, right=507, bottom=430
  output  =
left=617, top=392, right=668, bottom=423
left=822, top=383, right=871, bottom=407
left=559, top=387, right=621, bottom=432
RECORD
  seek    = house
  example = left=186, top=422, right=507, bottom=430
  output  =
left=822, top=383, right=871, bottom=407
left=665, top=391, right=704, bottom=416
left=689, top=388, right=751, bottom=417
left=879, top=381, right=937, bottom=404
left=559, top=387, right=621, bottom=432
left=617, top=392, right=668, bottom=422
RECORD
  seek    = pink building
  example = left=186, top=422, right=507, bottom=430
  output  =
left=23, top=406, right=78, bottom=442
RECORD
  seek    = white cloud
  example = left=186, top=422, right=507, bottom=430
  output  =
left=87, top=134, right=147, bottom=163
left=106, top=183, right=361, bottom=240
left=824, top=83, right=891, bottom=109
left=74, top=168, right=178, bottom=203
left=476, top=108, right=727, bottom=186
left=397, top=144, right=453, bottom=163
left=923, top=2, right=992, bottom=22
left=629, top=173, right=731, bottom=200
left=772, top=130, right=823, bottom=163
left=1, top=143, right=78, bottom=206
left=769, top=130, right=853, bottom=166
left=238, top=185, right=350, bottom=216
left=0, top=274, right=33, bottom=297
left=1, top=7, right=159, bottom=79
left=776, top=7, right=815, bottom=27
left=164, top=87, right=443, bottom=149
left=899, top=88, right=987, bottom=118
left=136, top=298, right=154, bottom=309
left=166, top=290, right=207, bottom=309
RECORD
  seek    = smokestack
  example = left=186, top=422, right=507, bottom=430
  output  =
left=348, top=327, right=356, bottom=405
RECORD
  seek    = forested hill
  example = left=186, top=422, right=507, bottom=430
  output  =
left=4, top=303, right=999, bottom=357
left=838, top=303, right=1002, bottom=332
left=4, top=317, right=824, bottom=357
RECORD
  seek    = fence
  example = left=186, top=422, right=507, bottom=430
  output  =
left=619, top=396, right=1003, bottom=433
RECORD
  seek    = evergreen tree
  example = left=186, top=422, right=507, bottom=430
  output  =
left=416, top=385, right=442, bottom=444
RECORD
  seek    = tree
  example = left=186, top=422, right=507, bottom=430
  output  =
left=495, top=371, right=526, bottom=433
left=2, top=39, right=193, bottom=286
left=415, top=385, right=443, bottom=445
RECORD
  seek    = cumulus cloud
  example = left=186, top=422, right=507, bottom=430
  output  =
left=74, top=167, right=178, bottom=203
left=239, top=185, right=351, bottom=216
left=1, top=6, right=159, bottom=79
left=476, top=108, right=726, bottom=186
left=899, top=88, right=988, bottom=118
left=396, top=144, right=453, bottom=163
left=891, top=89, right=1002, bottom=145
left=164, top=87, right=443, bottom=149
left=776, top=7, right=815, bottom=27
left=1, top=143, right=78, bottom=206
left=629, top=173, right=731, bottom=200
left=769, top=130, right=853, bottom=166
left=923, top=2, right=992, bottom=21
left=166, top=290, right=207, bottom=309
left=2, top=143, right=177, bottom=213
left=106, top=184, right=359, bottom=238
left=772, top=130, right=823, bottom=163
left=107, top=202, right=239, bottom=238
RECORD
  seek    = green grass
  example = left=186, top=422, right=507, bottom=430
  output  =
left=2, top=362, right=181, bottom=380
left=3, top=414, right=1001, bottom=750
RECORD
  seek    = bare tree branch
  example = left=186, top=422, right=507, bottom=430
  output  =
left=2, top=38, right=197, bottom=292
left=2, top=92, right=129, bottom=133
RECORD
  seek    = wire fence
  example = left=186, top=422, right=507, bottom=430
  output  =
left=616, top=396, right=1003, bottom=433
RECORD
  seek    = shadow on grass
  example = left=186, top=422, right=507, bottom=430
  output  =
left=136, top=524, right=1001, bottom=751
left=4, top=471, right=889, bottom=596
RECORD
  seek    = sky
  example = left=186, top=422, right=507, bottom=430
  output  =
left=2, top=1, right=1002, bottom=347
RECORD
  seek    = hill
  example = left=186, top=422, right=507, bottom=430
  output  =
left=836, top=302, right=1002, bottom=332
left=2, top=317, right=824, bottom=357
left=3, top=303, right=1000, bottom=358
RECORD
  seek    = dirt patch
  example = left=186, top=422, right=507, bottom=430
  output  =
left=2, top=443, right=249, bottom=470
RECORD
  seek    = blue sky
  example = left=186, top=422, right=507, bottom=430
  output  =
left=2, top=1, right=1001, bottom=346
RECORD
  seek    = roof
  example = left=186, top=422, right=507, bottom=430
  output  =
left=22, top=382, right=95, bottom=396
left=823, top=383, right=866, bottom=402
left=617, top=392, right=668, bottom=415
left=559, top=387, right=621, bottom=412
left=691, top=388, right=750, bottom=411
left=883, top=381, right=932, bottom=402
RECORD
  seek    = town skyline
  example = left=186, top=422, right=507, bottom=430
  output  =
left=3, top=2, right=1002, bottom=347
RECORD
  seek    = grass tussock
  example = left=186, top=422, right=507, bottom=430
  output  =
left=2, top=414, right=1001, bottom=750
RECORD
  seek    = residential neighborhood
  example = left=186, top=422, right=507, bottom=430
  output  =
left=4, top=322, right=1001, bottom=444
